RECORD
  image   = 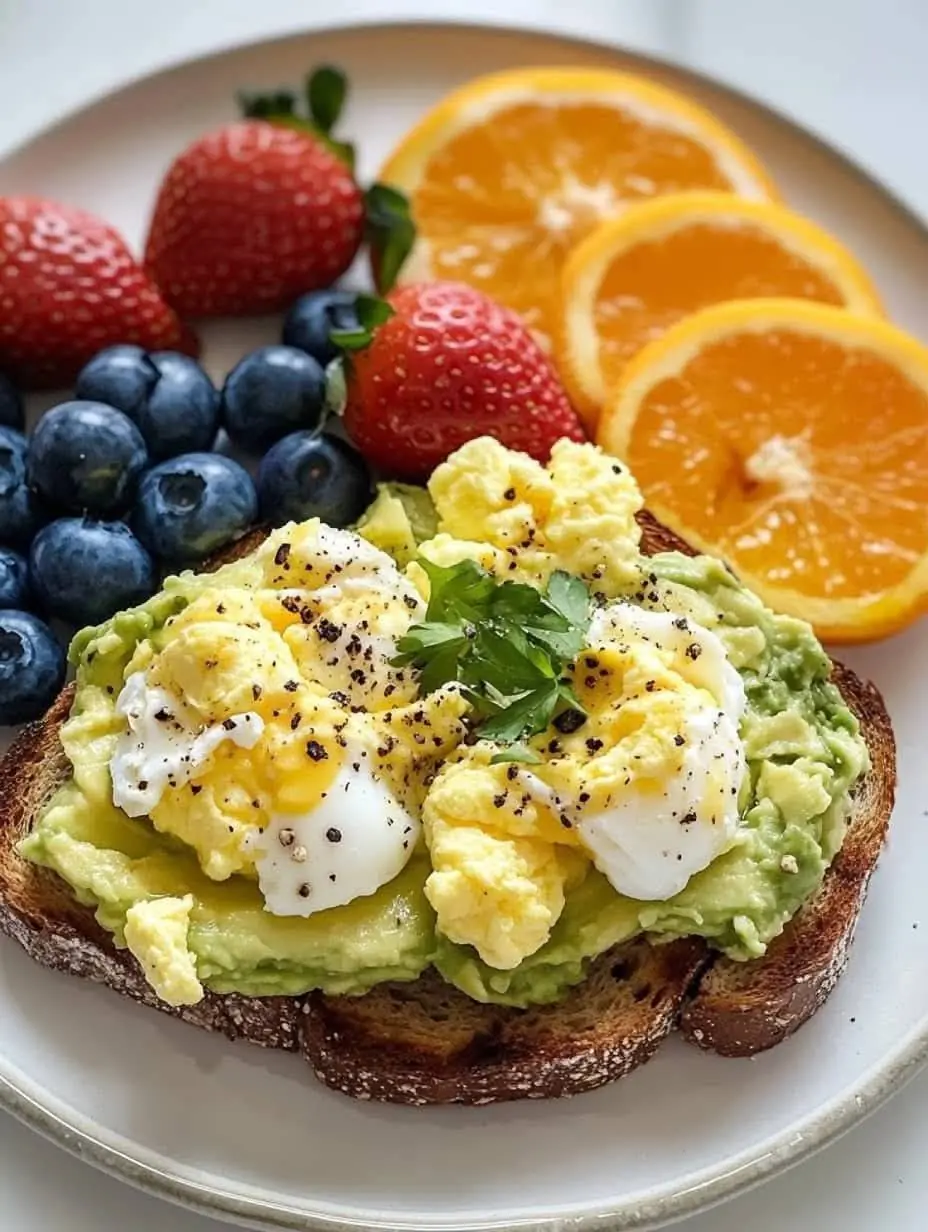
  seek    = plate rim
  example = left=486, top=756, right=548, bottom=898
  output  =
left=1, top=16, right=926, bottom=1232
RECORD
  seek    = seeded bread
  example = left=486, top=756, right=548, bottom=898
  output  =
left=0, top=515, right=895, bottom=1102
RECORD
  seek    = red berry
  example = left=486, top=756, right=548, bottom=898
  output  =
left=144, top=121, right=364, bottom=318
left=343, top=282, right=586, bottom=481
left=0, top=196, right=194, bottom=390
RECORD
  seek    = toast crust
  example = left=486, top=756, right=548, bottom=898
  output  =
left=0, top=515, right=896, bottom=1101
left=679, top=661, right=895, bottom=1056
left=303, top=938, right=708, bottom=1104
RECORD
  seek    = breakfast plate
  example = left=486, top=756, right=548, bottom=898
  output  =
left=0, top=18, right=926, bottom=1232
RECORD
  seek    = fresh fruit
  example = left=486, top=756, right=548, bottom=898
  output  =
left=75, top=346, right=220, bottom=460
left=132, top=453, right=257, bottom=565
left=557, top=192, right=884, bottom=428
left=0, top=196, right=194, bottom=389
left=282, top=290, right=361, bottom=367
left=257, top=431, right=371, bottom=528
left=0, top=373, right=24, bottom=432
left=221, top=345, right=327, bottom=453
left=0, top=610, right=65, bottom=724
left=0, top=427, right=46, bottom=548
left=341, top=281, right=585, bottom=481
left=29, top=519, right=155, bottom=627
left=599, top=297, right=928, bottom=641
left=378, top=67, right=777, bottom=346
left=0, top=548, right=30, bottom=610
left=74, top=344, right=156, bottom=419
left=144, top=66, right=367, bottom=318
left=27, top=401, right=148, bottom=516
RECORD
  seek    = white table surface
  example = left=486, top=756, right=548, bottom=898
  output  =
left=1, top=1, right=926, bottom=1228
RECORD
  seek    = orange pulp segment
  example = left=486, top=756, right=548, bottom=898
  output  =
left=379, top=68, right=778, bottom=347
left=557, top=192, right=883, bottom=428
left=599, top=298, right=928, bottom=641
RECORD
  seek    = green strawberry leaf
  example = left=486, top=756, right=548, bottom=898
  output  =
left=307, top=65, right=347, bottom=134
left=238, top=66, right=355, bottom=169
left=365, top=183, right=416, bottom=293
left=330, top=295, right=395, bottom=352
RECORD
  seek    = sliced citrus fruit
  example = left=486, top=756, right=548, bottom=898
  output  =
left=598, top=298, right=928, bottom=641
left=379, top=68, right=777, bottom=346
left=557, top=192, right=883, bottom=428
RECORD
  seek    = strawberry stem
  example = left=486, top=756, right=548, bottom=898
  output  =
left=365, top=184, right=416, bottom=293
left=237, top=66, right=355, bottom=170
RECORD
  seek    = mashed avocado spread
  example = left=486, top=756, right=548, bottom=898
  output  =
left=20, top=447, right=867, bottom=1010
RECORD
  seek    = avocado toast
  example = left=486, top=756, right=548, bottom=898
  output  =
left=0, top=470, right=895, bottom=1104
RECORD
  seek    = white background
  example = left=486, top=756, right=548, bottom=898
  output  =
left=0, top=1, right=926, bottom=1229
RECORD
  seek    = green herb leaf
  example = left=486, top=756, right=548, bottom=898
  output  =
left=480, top=680, right=560, bottom=744
left=547, top=570, right=591, bottom=628
left=419, top=556, right=496, bottom=623
left=365, top=183, right=416, bottom=293
left=393, top=557, right=592, bottom=748
left=490, top=745, right=543, bottom=766
left=394, top=621, right=468, bottom=662
left=306, top=65, right=347, bottom=134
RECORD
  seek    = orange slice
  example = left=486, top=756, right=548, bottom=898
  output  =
left=379, top=68, right=777, bottom=347
left=557, top=192, right=883, bottom=428
left=598, top=298, right=928, bottom=641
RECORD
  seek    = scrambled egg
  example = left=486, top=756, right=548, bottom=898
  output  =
left=111, top=519, right=467, bottom=887
left=414, top=437, right=643, bottom=596
left=107, top=438, right=747, bottom=990
left=124, top=894, right=202, bottom=1006
left=417, top=438, right=746, bottom=970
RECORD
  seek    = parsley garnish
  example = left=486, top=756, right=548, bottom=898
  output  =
left=393, top=559, right=591, bottom=759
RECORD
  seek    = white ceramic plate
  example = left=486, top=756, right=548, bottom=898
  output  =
left=0, top=20, right=926, bottom=1232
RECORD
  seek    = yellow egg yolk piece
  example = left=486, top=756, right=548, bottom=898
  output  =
left=112, top=522, right=451, bottom=896
left=422, top=600, right=746, bottom=968
left=418, top=437, right=643, bottom=596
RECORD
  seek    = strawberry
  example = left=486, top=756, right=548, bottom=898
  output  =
left=0, top=196, right=194, bottom=390
left=144, top=67, right=369, bottom=318
left=340, top=282, right=586, bottom=481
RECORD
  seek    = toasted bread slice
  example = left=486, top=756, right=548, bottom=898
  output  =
left=0, top=684, right=302, bottom=1050
left=302, top=938, right=707, bottom=1104
left=0, top=515, right=895, bottom=1102
left=679, top=658, right=895, bottom=1056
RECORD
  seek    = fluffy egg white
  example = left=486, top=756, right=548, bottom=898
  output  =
left=111, top=672, right=264, bottom=818
left=578, top=605, right=746, bottom=900
left=250, top=741, right=421, bottom=916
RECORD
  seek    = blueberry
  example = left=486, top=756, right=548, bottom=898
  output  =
left=0, top=427, right=46, bottom=548
left=257, top=432, right=371, bottom=528
left=0, top=372, right=24, bottom=432
left=0, top=611, right=65, bottom=725
left=28, top=401, right=148, bottom=516
left=75, top=345, right=158, bottom=420
left=30, top=519, right=156, bottom=628
left=282, top=290, right=360, bottom=368
left=78, top=346, right=220, bottom=461
left=132, top=453, right=257, bottom=566
left=0, top=548, right=30, bottom=610
left=221, top=345, right=326, bottom=453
